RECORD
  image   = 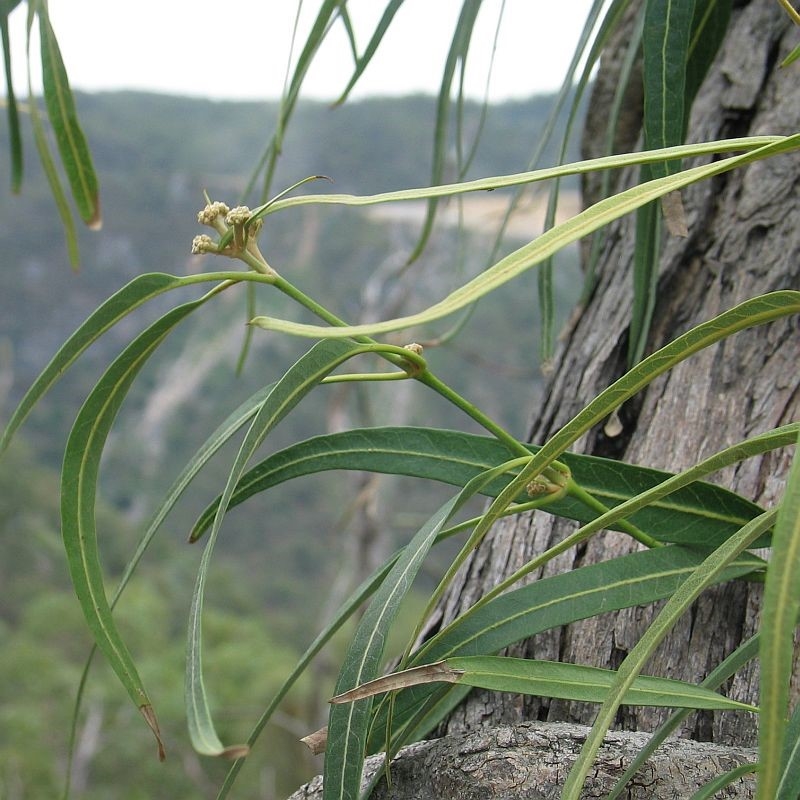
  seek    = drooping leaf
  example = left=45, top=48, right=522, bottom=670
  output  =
left=61, top=295, right=216, bottom=760
left=64, top=383, right=275, bottom=791
left=37, top=5, right=101, bottom=227
left=186, top=339, right=364, bottom=758
left=1, top=8, right=23, bottom=192
left=22, top=3, right=80, bottom=267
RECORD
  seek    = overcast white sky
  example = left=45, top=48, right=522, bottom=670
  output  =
left=10, top=1, right=595, bottom=102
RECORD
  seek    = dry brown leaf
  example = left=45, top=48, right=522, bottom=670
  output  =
left=330, top=661, right=463, bottom=705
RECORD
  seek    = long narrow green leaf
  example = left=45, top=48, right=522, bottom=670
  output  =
left=37, top=5, right=100, bottom=227
left=561, top=509, right=776, bottom=800
left=333, top=0, right=405, bottom=105
left=24, top=3, right=79, bottom=267
left=643, top=0, right=695, bottom=176
left=187, top=339, right=363, bottom=758
left=61, top=295, right=215, bottom=760
left=0, top=270, right=272, bottom=453
left=631, top=0, right=731, bottom=366
left=251, top=139, right=800, bottom=340
left=1, top=8, right=23, bottom=191
left=342, top=655, right=756, bottom=711
left=189, top=425, right=791, bottom=548
left=368, top=544, right=763, bottom=752
left=64, top=384, right=274, bottom=794
left=323, top=462, right=515, bottom=800
left=757, top=430, right=800, bottom=800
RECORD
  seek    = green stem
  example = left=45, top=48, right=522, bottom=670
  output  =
left=415, top=370, right=529, bottom=457
left=567, top=480, right=662, bottom=549
left=270, top=274, right=529, bottom=455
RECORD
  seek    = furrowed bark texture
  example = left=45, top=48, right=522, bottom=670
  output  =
left=430, top=0, right=799, bottom=748
left=289, top=722, right=757, bottom=800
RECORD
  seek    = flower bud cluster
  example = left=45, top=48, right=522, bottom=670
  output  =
left=225, top=206, right=252, bottom=226
left=191, top=234, right=218, bottom=254
left=197, top=201, right=230, bottom=227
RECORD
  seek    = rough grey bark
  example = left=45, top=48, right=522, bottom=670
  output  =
left=290, top=722, right=757, bottom=800
left=430, top=0, right=799, bottom=748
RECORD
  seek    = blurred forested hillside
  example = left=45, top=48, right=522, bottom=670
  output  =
left=0, top=90, right=581, bottom=798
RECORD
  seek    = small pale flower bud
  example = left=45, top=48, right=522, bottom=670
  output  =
left=226, top=205, right=252, bottom=225
left=191, top=234, right=218, bottom=254
left=404, top=343, right=424, bottom=355
left=197, top=201, right=230, bottom=226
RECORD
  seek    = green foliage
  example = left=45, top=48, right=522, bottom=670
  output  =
left=1, top=2, right=799, bottom=800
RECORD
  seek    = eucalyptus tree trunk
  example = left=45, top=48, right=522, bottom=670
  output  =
left=431, top=0, right=799, bottom=748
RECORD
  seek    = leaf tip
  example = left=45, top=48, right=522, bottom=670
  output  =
left=300, top=726, right=328, bottom=755
left=220, top=744, right=251, bottom=760
left=87, top=205, right=103, bottom=231
left=140, top=704, right=166, bottom=761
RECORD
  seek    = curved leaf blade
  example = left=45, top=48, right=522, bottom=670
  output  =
left=186, top=340, right=364, bottom=758
left=38, top=6, right=101, bottom=227
left=189, top=425, right=791, bottom=547
left=251, top=141, right=800, bottom=340
left=0, top=270, right=271, bottom=453
left=61, top=295, right=213, bottom=760
left=64, top=384, right=275, bottom=786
